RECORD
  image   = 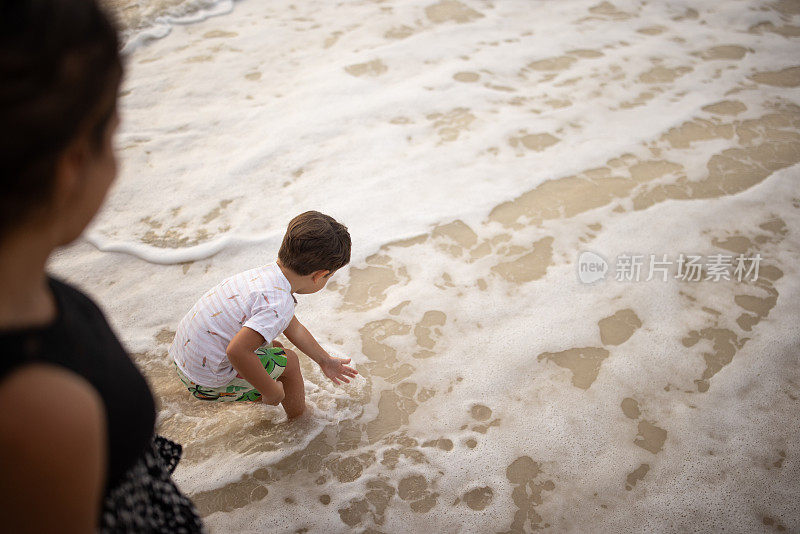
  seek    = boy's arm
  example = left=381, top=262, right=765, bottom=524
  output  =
left=227, top=327, right=284, bottom=405
left=283, top=316, right=358, bottom=385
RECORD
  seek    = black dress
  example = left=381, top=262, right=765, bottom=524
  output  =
left=0, top=277, right=204, bottom=533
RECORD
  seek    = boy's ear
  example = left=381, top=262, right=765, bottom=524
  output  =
left=312, top=270, right=331, bottom=282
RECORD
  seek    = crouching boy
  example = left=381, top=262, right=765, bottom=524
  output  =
left=169, top=211, right=357, bottom=419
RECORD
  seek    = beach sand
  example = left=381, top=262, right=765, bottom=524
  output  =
left=51, top=0, right=800, bottom=531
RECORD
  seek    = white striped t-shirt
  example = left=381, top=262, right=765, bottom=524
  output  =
left=169, top=262, right=296, bottom=387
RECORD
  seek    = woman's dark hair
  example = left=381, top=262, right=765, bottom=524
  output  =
left=0, top=0, right=122, bottom=238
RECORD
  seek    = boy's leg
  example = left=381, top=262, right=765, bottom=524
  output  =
left=176, top=346, right=304, bottom=410
left=175, top=361, right=234, bottom=401
left=277, top=349, right=306, bottom=419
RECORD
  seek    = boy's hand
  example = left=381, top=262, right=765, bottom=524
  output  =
left=283, top=317, right=358, bottom=385
left=320, top=356, right=358, bottom=385
left=261, top=381, right=285, bottom=406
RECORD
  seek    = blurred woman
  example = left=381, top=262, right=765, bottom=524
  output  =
left=0, top=1, right=203, bottom=531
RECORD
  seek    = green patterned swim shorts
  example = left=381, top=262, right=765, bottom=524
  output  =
left=175, top=346, right=288, bottom=402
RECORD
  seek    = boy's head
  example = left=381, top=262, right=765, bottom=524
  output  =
left=278, top=211, right=351, bottom=280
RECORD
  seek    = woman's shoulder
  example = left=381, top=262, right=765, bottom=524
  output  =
left=0, top=363, right=106, bottom=487
left=0, top=360, right=104, bottom=416
left=0, top=363, right=106, bottom=530
left=0, top=363, right=105, bottom=453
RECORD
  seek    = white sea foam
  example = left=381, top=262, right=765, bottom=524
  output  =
left=112, top=0, right=235, bottom=53
left=52, top=0, right=800, bottom=531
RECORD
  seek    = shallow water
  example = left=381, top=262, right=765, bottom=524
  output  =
left=52, top=0, right=800, bottom=531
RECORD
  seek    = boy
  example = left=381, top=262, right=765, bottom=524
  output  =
left=169, top=211, right=357, bottom=419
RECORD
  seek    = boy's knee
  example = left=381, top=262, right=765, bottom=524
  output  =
left=278, top=350, right=302, bottom=381
left=284, top=349, right=299, bottom=369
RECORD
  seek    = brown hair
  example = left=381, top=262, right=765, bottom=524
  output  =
left=278, top=211, right=351, bottom=276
